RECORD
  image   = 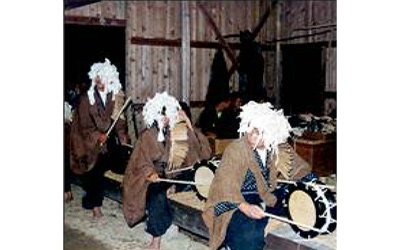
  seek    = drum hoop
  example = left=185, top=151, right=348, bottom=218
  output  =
left=285, top=181, right=336, bottom=238
left=192, top=160, right=218, bottom=201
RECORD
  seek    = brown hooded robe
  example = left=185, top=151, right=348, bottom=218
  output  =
left=202, top=137, right=311, bottom=250
left=122, top=126, right=211, bottom=227
left=69, top=91, right=127, bottom=175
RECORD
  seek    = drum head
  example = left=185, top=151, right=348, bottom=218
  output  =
left=191, top=160, right=217, bottom=201
left=284, top=181, right=337, bottom=239
left=288, top=190, right=317, bottom=232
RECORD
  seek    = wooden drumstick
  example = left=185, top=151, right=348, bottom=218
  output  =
left=277, top=179, right=336, bottom=191
left=100, top=96, right=132, bottom=147
left=156, top=178, right=209, bottom=186
left=261, top=211, right=324, bottom=234
left=121, top=142, right=134, bottom=149
left=106, top=96, right=132, bottom=137
left=164, top=166, right=195, bottom=175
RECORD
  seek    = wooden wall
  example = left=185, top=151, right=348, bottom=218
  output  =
left=65, top=0, right=336, bottom=103
left=125, top=1, right=273, bottom=103
left=64, top=0, right=337, bottom=140
left=276, top=0, right=336, bottom=44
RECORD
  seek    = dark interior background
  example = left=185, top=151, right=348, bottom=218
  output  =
left=281, top=44, right=324, bottom=116
left=64, top=24, right=126, bottom=101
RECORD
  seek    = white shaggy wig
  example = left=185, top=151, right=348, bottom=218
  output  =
left=87, top=58, right=122, bottom=105
left=142, top=92, right=181, bottom=141
left=64, top=102, right=73, bottom=123
left=238, top=101, right=292, bottom=153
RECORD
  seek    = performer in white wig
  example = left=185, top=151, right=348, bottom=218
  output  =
left=142, top=91, right=182, bottom=143
left=122, top=92, right=211, bottom=250
left=203, top=101, right=312, bottom=250
left=87, top=58, right=122, bottom=105
left=70, top=58, right=128, bottom=218
left=238, top=101, right=292, bottom=153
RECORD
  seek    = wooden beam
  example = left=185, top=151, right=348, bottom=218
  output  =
left=64, top=0, right=102, bottom=10
left=129, top=36, right=335, bottom=51
left=181, top=1, right=191, bottom=104
left=250, top=1, right=273, bottom=40
left=197, top=3, right=238, bottom=65
left=293, top=23, right=336, bottom=31
left=274, top=1, right=282, bottom=108
left=130, top=36, right=242, bottom=50
left=227, top=2, right=273, bottom=78
left=266, top=29, right=335, bottom=43
left=65, top=15, right=126, bottom=27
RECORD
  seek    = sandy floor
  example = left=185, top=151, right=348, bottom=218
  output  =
left=64, top=184, right=209, bottom=250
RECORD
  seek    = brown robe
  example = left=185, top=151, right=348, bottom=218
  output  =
left=69, top=91, right=127, bottom=175
left=122, top=126, right=211, bottom=227
left=202, top=137, right=311, bottom=250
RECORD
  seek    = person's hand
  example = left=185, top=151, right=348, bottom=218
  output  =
left=159, top=116, right=170, bottom=129
left=99, top=133, right=107, bottom=144
left=146, top=172, right=160, bottom=183
left=239, top=202, right=267, bottom=220
left=119, top=134, right=128, bottom=144
left=206, top=132, right=217, bottom=139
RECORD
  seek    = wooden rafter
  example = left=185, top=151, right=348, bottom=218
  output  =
left=227, top=2, right=274, bottom=78
left=197, top=3, right=238, bottom=66
left=130, top=36, right=243, bottom=50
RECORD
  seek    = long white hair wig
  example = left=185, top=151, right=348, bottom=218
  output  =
left=142, top=92, right=181, bottom=141
left=87, top=58, right=122, bottom=105
left=238, top=101, right=292, bottom=153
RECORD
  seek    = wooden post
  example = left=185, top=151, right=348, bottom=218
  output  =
left=181, top=1, right=191, bottom=104
left=274, top=1, right=282, bottom=108
left=308, top=0, right=313, bottom=43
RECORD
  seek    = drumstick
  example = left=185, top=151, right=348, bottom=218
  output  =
left=164, top=166, right=195, bottom=175
left=100, top=96, right=132, bottom=147
left=261, top=211, right=324, bottom=234
left=106, top=96, right=132, bottom=137
left=277, top=179, right=336, bottom=191
left=156, top=178, right=209, bottom=186
left=121, top=142, right=134, bottom=149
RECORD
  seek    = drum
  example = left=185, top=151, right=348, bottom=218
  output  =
left=283, top=180, right=337, bottom=239
left=192, top=157, right=221, bottom=200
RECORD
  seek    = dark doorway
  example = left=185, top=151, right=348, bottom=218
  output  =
left=64, top=24, right=125, bottom=105
left=281, top=44, right=324, bottom=116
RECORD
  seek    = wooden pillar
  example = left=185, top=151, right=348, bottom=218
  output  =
left=274, top=1, right=282, bottom=108
left=181, top=1, right=191, bottom=104
left=307, top=0, right=313, bottom=43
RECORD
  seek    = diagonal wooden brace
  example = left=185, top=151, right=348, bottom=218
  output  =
left=197, top=3, right=238, bottom=67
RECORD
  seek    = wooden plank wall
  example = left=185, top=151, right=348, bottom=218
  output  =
left=265, top=1, right=336, bottom=108
left=64, top=0, right=336, bottom=103
left=276, top=0, right=336, bottom=44
left=64, top=0, right=336, bottom=140
left=126, top=1, right=272, bottom=103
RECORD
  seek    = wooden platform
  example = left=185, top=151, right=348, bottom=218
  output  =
left=72, top=171, right=336, bottom=249
left=168, top=191, right=208, bottom=240
left=168, top=191, right=336, bottom=250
